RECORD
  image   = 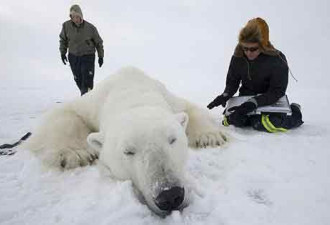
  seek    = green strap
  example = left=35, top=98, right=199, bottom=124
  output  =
left=261, top=115, right=276, bottom=132
left=223, top=116, right=229, bottom=127
left=261, top=115, right=288, bottom=133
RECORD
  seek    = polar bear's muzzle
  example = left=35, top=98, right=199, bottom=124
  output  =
left=155, top=186, right=185, bottom=211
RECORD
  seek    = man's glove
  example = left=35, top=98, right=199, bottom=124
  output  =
left=227, top=101, right=257, bottom=127
left=61, top=54, right=67, bottom=65
left=207, top=93, right=230, bottom=109
left=98, top=57, right=103, bottom=67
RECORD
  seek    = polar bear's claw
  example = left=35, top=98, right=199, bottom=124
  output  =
left=60, top=158, right=67, bottom=168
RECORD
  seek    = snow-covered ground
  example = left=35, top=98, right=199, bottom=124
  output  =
left=1, top=76, right=329, bottom=225
left=1, top=0, right=330, bottom=224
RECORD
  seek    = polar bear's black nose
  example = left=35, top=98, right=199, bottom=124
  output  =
left=155, top=186, right=185, bottom=211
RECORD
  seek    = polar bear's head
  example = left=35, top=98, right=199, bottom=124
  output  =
left=87, top=107, right=189, bottom=216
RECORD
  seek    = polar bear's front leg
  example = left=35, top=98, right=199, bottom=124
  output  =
left=24, top=108, right=99, bottom=169
left=161, top=90, right=227, bottom=149
left=184, top=102, right=228, bottom=148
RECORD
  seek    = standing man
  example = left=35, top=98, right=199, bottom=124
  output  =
left=59, top=4, right=104, bottom=95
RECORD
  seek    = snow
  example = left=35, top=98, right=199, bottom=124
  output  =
left=1, top=0, right=330, bottom=224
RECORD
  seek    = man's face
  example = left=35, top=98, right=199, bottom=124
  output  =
left=71, top=14, right=82, bottom=26
left=241, top=42, right=261, bottom=60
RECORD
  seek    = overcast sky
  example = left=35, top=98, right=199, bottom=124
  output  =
left=1, top=0, right=329, bottom=97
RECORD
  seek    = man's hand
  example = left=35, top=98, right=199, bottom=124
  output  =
left=207, top=93, right=230, bottom=109
left=61, top=54, right=67, bottom=65
left=98, top=57, right=103, bottom=67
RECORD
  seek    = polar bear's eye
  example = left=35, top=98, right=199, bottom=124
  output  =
left=169, top=137, right=177, bottom=145
left=124, top=151, right=135, bottom=156
left=124, top=147, right=136, bottom=156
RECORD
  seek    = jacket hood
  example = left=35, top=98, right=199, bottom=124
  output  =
left=70, top=4, right=83, bottom=20
left=234, top=17, right=279, bottom=57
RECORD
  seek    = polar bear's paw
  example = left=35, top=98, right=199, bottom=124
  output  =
left=40, top=148, right=99, bottom=169
left=59, top=149, right=99, bottom=169
left=188, top=130, right=227, bottom=149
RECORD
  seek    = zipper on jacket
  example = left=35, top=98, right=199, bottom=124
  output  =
left=244, top=57, right=252, bottom=80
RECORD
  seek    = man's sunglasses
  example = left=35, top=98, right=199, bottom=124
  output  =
left=242, top=46, right=259, bottom=52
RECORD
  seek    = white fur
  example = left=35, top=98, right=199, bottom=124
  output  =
left=24, top=67, right=227, bottom=215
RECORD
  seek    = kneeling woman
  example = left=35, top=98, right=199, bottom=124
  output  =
left=207, top=17, right=303, bottom=132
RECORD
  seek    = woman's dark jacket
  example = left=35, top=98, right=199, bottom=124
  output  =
left=223, top=52, right=289, bottom=107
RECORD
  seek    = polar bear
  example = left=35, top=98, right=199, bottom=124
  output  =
left=24, top=67, right=227, bottom=216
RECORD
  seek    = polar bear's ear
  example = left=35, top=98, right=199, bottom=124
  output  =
left=87, top=132, right=104, bottom=152
left=175, top=112, right=189, bottom=130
